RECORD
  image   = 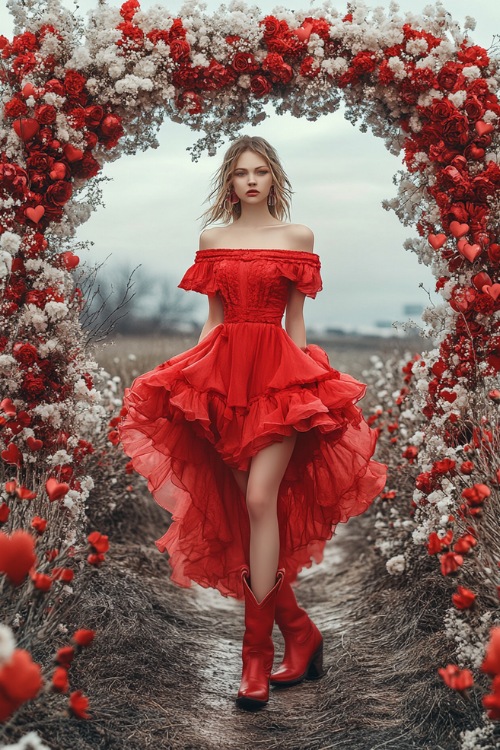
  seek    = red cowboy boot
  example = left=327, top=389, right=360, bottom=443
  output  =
left=236, top=565, right=285, bottom=709
left=270, top=577, right=324, bottom=687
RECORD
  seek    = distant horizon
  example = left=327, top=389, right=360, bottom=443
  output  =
left=1, top=0, right=496, bottom=331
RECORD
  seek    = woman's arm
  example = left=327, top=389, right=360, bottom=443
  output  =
left=284, top=223, right=314, bottom=349
left=198, top=293, right=224, bottom=343
left=285, top=285, right=307, bottom=349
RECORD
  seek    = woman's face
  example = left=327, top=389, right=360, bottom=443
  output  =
left=231, top=150, right=273, bottom=205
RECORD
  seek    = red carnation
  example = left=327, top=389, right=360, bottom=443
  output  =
left=4, top=96, right=28, bottom=118
left=437, top=62, right=465, bottom=92
left=64, top=70, right=86, bottom=96
left=12, top=342, right=39, bottom=366
left=34, top=103, right=57, bottom=124
left=169, top=38, right=191, bottom=62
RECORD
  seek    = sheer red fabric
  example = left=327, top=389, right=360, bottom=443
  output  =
left=118, top=249, right=388, bottom=600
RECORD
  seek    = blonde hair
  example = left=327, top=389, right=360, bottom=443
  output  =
left=197, top=135, right=293, bottom=229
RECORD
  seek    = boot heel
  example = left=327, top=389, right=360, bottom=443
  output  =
left=305, top=642, right=324, bottom=680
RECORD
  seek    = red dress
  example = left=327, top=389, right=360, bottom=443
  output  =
left=117, top=248, right=387, bottom=600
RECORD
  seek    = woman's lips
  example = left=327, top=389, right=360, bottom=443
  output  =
left=246, top=190, right=259, bottom=194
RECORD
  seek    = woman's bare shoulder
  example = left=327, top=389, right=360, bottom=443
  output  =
left=285, top=223, right=315, bottom=251
left=199, top=226, right=228, bottom=250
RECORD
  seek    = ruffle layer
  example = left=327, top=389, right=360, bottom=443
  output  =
left=178, top=249, right=323, bottom=299
left=118, top=327, right=387, bottom=600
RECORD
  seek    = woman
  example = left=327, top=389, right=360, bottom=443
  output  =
left=118, top=135, right=387, bottom=710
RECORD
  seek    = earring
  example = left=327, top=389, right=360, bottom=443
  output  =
left=267, top=185, right=276, bottom=207
left=226, top=188, right=240, bottom=206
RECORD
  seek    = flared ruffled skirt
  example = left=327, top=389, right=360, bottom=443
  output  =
left=117, top=322, right=387, bottom=600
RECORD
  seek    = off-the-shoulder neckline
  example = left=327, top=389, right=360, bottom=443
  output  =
left=196, top=248, right=319, bottom=258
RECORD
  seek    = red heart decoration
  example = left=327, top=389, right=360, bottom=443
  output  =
left=24, top=205, right=45, bottom=223
left=472, top=272, right=492, bottom=290
left=45, top=477, right=70, bottom=501
left=475, top=120, right=493, bottom=137
left=61, top=251, right=80, bottom=270
left=63, top=143, right=84, bottom=162
left=1, top=442, right=22, bottom=466
left=0, top=530, right=37, bottom=586
left=21, top=83, right=37, bottom=99
left=49, top=162, right=67, bottom=180
left=12, top=117, right=39, bottom=141
left=292, top=22, right=313, bottom=42
left=428, top=233, right=446, bottom=250
left=482, top=284, right=500, bottom=301
left=458, top=242, right=481, bottom=263
left=0, top=398, right=16, bottom=416
left=450, top=220, right=469, bottom=238
left=26, top=437, right=44, bottom=451
left=469, top=145, right=485, bottom=160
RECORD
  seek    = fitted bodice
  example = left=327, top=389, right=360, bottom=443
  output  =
left=178, top=249, right=322, bottom=325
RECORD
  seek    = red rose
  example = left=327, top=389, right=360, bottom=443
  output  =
left=72, top=153, right=101, bottom=180
left=464, top=95, right=484, bottom=121
left=430, top=99, right=456, bottom=122
left=232, top=52, right=257, bottom=73
left=46, top=180, right=72, bottom=207
left=437, top=62, right=465, bottom=92
left=471, top=175, right=495, bottom=202
left=99, top=114, right=123, bottom=146
left=84, top=131, right=98, bottom=149
left=12, top=343, right=39, bottom=365
left=250, top=75, right=272, bottom=97
left=84, top=105, right=104, bottom=128
left=442, top=113, right=469, bottom=146
left=34, top=104, right=56, bottom=124
left=169, top=38, right=191, bottom=62
left=45, top=79, right=65, bottom=96
left=261, top=15, right=281, bottom=40
left=26, top=153, right=52, bottom=173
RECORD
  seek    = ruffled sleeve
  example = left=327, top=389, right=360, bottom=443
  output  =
left=177, top=258, right=218, bottom=296
left=277, top=254, right=323, bottom=299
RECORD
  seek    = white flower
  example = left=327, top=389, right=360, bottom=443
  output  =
left=44, top=301, right=69, bottom=322
left=0, top=250, right=12, bottom=280
left=386, top=554, right=406, bottom=574
left=0, top=230, right=21, bottom=255
left=0, top=624, right=15, bottom=666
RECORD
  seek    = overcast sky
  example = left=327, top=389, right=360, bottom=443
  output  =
left=1, top=0, right=497, bottom=332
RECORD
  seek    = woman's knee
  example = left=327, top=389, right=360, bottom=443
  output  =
left=245, top=484, right=277, bottom=520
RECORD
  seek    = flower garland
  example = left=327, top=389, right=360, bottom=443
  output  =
left=0, top=0, right=499, bottom=738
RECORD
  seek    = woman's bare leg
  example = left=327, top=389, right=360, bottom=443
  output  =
left=245, top=433, right=297, bottom=602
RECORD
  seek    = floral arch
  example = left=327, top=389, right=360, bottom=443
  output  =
left=0, top=0, right=499, bottom=740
